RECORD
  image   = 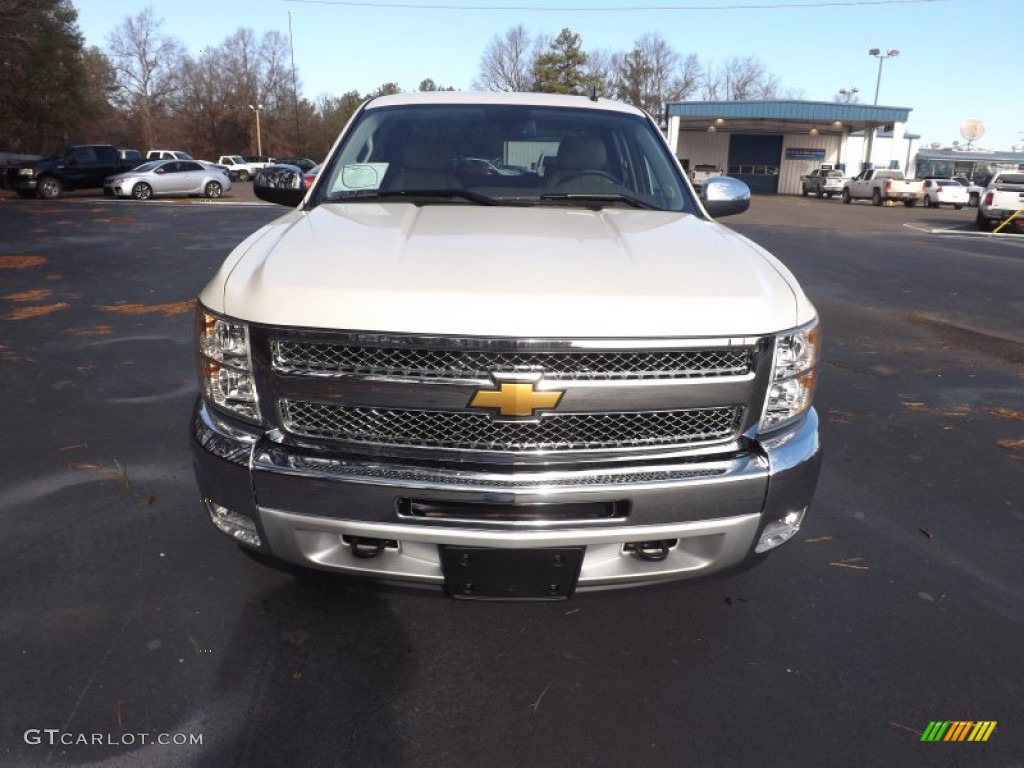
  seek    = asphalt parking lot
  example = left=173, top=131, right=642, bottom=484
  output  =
left=1, top=191, right=1022, bottom=767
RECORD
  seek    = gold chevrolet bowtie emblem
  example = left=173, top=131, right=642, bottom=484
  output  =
left=469, top=381, right=564, bottom=418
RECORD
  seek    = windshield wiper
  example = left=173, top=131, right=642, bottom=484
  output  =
left=538, top=193, right=660, bottom=210
left=325, top=189, right=499, bottom=206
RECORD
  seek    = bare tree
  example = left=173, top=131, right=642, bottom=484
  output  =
left=475, top=24, right=534, bottom=92
left=677, top=53, right=703, bottom=100
left=107, top=8, right=184, bottom=149
left=611, top=34, right=702, bottom=118
left=699, top=55, right=781, bottom=101
left=177, top=48, right=242, bottom=158
left=584, top=48, right=616, bottom=98
left=723, top=56, right=763, bottom=99
left=218, top=28, right=295, bottom=154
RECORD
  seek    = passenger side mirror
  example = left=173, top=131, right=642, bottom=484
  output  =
left=254, top=165, right=305, bottom=207
left=700, top=177, right=751, bottom=218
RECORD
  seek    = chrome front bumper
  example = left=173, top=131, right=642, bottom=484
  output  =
left=191, top=400, right=821, bottom=591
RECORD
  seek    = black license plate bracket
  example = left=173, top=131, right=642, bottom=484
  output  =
left=439, top=546, right=585, bottom=601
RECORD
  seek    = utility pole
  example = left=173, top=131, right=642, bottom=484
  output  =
left=288, top=11, right=302, bottom=154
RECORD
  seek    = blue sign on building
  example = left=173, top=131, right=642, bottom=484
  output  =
left=785, top=148, right=827, bottom=161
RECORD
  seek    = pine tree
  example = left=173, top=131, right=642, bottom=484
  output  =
left=531, top=28, right=588, bottom=95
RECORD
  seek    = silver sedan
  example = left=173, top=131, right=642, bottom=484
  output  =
left=104, top=160, right=231, bottom=200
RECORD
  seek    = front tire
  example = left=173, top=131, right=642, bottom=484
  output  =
left=238, top=170, right=250, bottom=182
left=131, top=182, right=152, bottom=200
left=842, top=189, right=851, bottom=204
left=204, top=181, right=222, bottom=198
left=969, top=192, right=979, bottom=207
left=904, top=199, right=917, bottom=208
left=954, top=204, right=963, bottom=210
left=37, top=177, right=62, bottom=199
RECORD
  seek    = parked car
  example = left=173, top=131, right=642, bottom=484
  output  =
left=975, top=171, right=1024, bottom=232
left=217, top=155, right=261, bottom=181
left=842, top=168, right=923, bottom=206
left=302, top=163, right=321, bottom=189
left=119, top=149, right=143, bottom=165
left=689, top=164, right=722, bottom=189
left=952, top=176, right=984, bottom=207
left=146, top=149, right=194, bottom=161
left=453, top=156, right=522, bottom=177
left=103, top=159, right=231, bottom=200
left=2, top=144, right=137, bottom=199
left=276, top=156, right=319, bottom=172
left=921, top=178, right=968, bottom=209
left=800, top=168, right=845, bottom=198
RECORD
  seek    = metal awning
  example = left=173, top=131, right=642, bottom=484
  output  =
left=666, top=100, right=912, bottom=136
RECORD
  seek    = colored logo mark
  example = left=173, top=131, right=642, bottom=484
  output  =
left=469, top=380, right=564, bottom=418
left=921, top=721, right=997, bottom=742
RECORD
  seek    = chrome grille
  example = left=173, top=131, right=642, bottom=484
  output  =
left=279, top=400, right=742, bottom=452
left=272, top=341, right=752, bottom=380
left=280, top=456, right=728, bottom=487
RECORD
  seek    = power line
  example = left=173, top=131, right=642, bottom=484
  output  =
left=285, top=0, right=947, bottom=11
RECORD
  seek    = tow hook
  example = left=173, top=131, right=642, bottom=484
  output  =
left=630, top=540, right=672, bottom=562
left=347, top=537, right=389, bottom=558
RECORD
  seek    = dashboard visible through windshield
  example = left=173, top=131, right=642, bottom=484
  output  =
left=316, top=103, right=696, bottom=213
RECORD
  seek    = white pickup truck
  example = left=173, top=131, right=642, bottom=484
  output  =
left=191, top=91, right=822, bottom=600
left=216, top=155, right=272, bottom=181
left=975, top=171, right=1024, bottom=231
left=689, top=163, right=722, bottom=190
left=842, top=168, right=923, bottom=207
left=800, top=168, right=845, bottom=199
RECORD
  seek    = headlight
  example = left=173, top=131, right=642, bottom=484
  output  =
left=760, top=320, right=819, bottom=431
left=18, top=168, right=34, bottom=177
left=196, top=306, right=259, bottom=422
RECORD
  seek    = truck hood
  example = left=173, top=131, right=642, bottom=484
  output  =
left=208, top=203, right=814, bottom=337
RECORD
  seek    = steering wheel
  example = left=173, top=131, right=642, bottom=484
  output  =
left=557, top=169, right=620, bottom=185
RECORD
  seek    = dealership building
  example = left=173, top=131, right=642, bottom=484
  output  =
left=665, top=100, right=1024, bottom=194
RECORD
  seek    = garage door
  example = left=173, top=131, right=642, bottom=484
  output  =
left=728, top=135, right=783, bottom=194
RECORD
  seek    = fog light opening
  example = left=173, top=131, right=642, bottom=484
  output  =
left=207, top=502, right=262, bottom=548
left=755, top=509, right=806, bottom=554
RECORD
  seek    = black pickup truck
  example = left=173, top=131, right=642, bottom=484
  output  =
left=2, top=144, right=136, bottom=199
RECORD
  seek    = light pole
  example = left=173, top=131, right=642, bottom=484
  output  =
left=865, top=49, right=898, bottom=171
left=868, top=48, right=899, bottom=105
left=838, top=86, right=859, bottom=104
left=248, top=103, right=264, bottom=156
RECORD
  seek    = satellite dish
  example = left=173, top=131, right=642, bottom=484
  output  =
left=959, top=118, right=985, bottom=144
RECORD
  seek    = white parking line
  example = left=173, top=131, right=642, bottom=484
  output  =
left=903, top=221, right=1024, bottom=241
left=60, top=197, right=273, bottom=207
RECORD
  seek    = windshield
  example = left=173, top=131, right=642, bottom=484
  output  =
left=315, top=103, right=695, bottom=212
